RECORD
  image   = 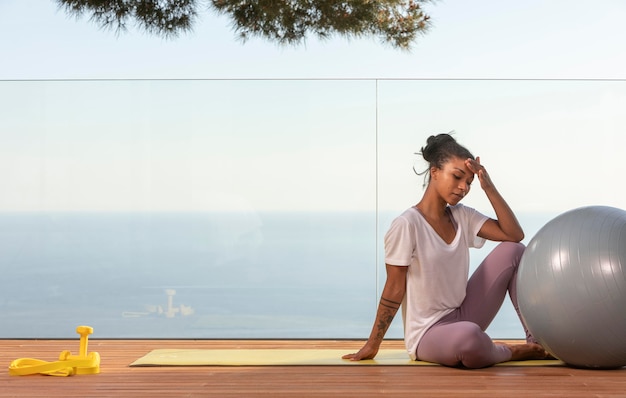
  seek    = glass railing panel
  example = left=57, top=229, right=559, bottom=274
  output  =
left=377, top=79, right=626, bottom=338
left=1, top=78, right=623, bottom=340
left=0, top=79, right=378, bottom=338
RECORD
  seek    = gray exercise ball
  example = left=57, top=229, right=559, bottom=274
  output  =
left=517, top=206, right=626, bottom=369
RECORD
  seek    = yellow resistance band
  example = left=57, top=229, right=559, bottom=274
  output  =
left=8, top=326, right=101, bottom=377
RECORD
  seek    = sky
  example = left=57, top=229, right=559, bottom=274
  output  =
left=0, top=0, right=625, bottom=214
left=2, top=0, right=626, bottom=80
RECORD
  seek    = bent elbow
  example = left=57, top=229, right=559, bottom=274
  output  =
left=510, top=230, right=524, bottom=242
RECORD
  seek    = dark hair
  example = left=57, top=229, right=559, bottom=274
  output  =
left=414, top=133, right=474, bottom=187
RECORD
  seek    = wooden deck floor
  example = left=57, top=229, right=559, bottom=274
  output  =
left=2, top=339, right=625, bottom=397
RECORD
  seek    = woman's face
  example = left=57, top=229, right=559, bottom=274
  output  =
left=432, top=157, right=475, bottom=205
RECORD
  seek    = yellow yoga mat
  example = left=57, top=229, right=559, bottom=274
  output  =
left=130, top=349, right=564, bottom=367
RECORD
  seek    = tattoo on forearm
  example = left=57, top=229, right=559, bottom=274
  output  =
left=380, top=297, right=401, bottom=309
left=375, top=308, right=396, bottom=340
left=375, top=298, right=401, bottom=340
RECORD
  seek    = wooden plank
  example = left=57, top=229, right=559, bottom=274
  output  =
left=2, top=340, right=625, bottom=397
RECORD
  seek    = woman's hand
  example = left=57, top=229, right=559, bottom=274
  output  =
left=342, top=343, right=379, bottom=361
left=465, top=156, right=494, bottom=191
left=468, top=156, right=525, bottom=242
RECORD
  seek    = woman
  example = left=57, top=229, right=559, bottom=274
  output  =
left=343, top=133, right=548, bottom=368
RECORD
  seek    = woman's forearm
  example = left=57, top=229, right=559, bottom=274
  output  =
left=484, top=185, right=524, bottom=241
left=343, top=265, right=407, bottom=361
left=365, top=267, right=407, bottom=346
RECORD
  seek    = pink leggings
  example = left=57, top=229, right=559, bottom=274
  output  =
left=415, top=242, right=533, bottom=368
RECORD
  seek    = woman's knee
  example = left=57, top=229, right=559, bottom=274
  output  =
left=451, top=323, right=504, bottom=368
left=450, top=322, right=487, bottom=351
left=497, top=241, right=525, bottom=257
left=493, top=241, right=525, bottom=268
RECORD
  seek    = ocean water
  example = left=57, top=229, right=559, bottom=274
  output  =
left=0, top=211, right=558, bottom=339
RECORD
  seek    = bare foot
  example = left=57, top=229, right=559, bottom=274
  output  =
left=504, top=343, right=552, bottom=361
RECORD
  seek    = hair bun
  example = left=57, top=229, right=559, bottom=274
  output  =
left=422, top=133, right=455, bottom=162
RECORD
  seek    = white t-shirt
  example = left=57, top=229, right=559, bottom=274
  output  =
left=384, top=204, right=489, bottom=360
